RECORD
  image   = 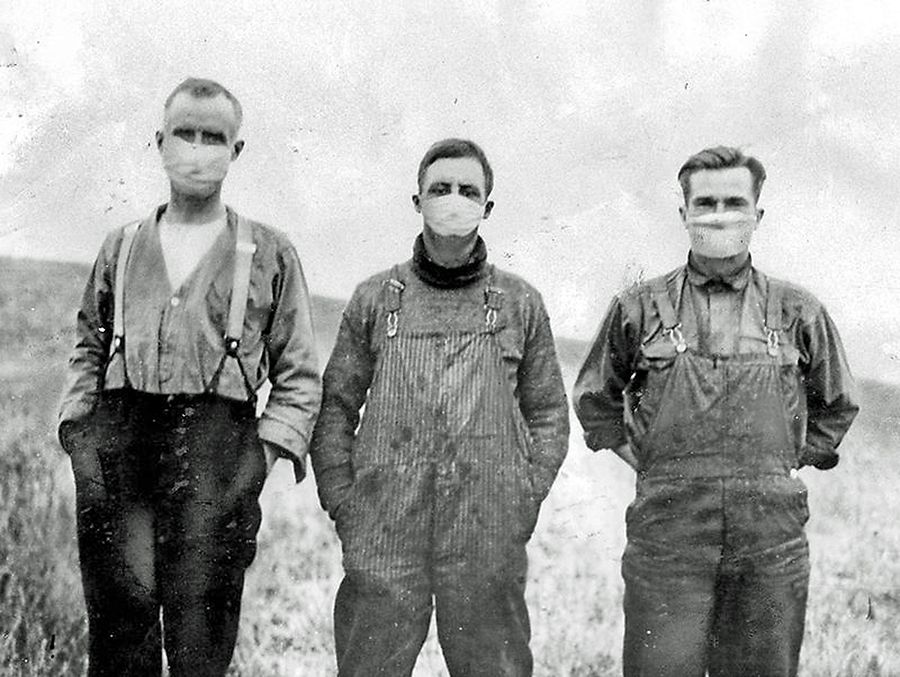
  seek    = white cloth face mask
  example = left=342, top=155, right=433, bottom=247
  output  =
left=421, top=193, right=485, bottom=237
left=685, top=211, right=758, bottom=258
left=161, top=136, right=232, bottom=197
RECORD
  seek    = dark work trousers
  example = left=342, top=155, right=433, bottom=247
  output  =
left=333, top=320, right=540, bottom=676
left=67, top=390, right=266, bottom=677
left=621, top=286, right=811, bottom=677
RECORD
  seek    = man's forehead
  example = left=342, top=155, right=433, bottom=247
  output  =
left=164, top=92, right=239, bottom=135
left=689, top=167, right=755, bottom=197
left=423, top=157, right=486, bottom=190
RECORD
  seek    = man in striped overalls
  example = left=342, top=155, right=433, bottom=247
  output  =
left=573, top=146, right=859, bottom=676
left=310, top=138, right=570, bottom=676
left=58, top=78, right=321, bottom=676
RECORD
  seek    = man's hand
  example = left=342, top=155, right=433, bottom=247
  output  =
left=612, top=442, right=640, bottom=471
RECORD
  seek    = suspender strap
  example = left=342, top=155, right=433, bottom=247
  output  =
left=110, top=220, right=140, bottom=357
left=224, top=216, right=257, bottom=356
left=207, top=215, right=257, bottom=401
left=765, top=278, right=783, bottom=357
left=383, top=265, right=405, bottom=338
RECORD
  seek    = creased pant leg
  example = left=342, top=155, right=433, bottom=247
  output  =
left=434, top=547, right=532, bottom=677
left=708, top=541, right=810, bottom=677
left=156, top=397, right=266, bottom=677
left=333, top=465, right=434, bottom=677
left=333, top=568, right=432, bottom=677
left=621, top=543, right=716, bottom=677
left=72, top=392, right=162, bottom=677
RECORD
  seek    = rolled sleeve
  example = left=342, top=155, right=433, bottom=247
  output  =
left=258, top=242, right=322, bottom=477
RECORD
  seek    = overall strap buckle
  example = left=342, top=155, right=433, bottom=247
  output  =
left=483, top=266, right=503, bottom=332
left=383, top=268, right=405, bottom=338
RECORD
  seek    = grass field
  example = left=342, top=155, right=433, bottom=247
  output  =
left=1, top=255, right=898, bottom=676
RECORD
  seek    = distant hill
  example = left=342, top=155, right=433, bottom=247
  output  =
left=2, top=256, right=897, bottom=443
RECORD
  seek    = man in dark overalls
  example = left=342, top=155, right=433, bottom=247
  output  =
left=310, top=138, right=570, bottom=676
left=58, top=78, right=321, bottom=676
left=573, top=146, right=859, bottom=676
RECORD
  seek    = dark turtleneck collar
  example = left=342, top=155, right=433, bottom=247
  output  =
left=686, top=250, right=752, bottom=290
left=411, top=233, right=488, bottom=288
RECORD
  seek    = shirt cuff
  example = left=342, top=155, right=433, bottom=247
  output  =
left=799, top=445, right=839, bottom=470
left=258, top=417, right=309, bottom=471
left=584, top=426, right=627, bottom=453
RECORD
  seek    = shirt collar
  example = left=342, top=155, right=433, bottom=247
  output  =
left=686, top=251, right=753, bottom=290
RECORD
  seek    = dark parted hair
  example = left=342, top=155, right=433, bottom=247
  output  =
left=164, top=77, right=243, bottom=130
left=417, top=138, right=494, bottom=197
left=677, top=146, right=766, bottom=203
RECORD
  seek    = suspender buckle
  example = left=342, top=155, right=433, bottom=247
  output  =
left=665, top=325, right=688, bottom=353
left=110, top=334, right=124, bottom=356
left=224, top=336, right=241, bottom=358
left=766, top=328, right=780, bottom=357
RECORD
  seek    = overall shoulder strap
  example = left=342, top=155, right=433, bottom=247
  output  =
left=483, top=265, right=504, bottom=333
left=382, top=265, right=405, bottom=338
left=110, top=220, right=140, bottom=357
left=765, top=277, right=783, bottom=356
left=646, top=276, right=686, bottom=352
left=648, top=277, right=679, bottom=331
left=224, top=215, right=257, bottom=355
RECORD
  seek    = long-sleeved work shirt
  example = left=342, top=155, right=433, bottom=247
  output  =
left=573, top=254, right=859, bottom=469
left=59, top=205, right=321, bottom=469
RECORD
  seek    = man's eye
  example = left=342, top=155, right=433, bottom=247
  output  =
left=173, top=129, right=195, bottom=142
left=428, top=185, right=450, bottom=196
left=201, top=131, right=227, bottom=145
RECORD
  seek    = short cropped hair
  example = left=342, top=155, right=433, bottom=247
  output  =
left=417, top=138, right=494, bottom=197
left=163, top=77, right=243, bottom=131
left=677, top=146, right=766, bottom=203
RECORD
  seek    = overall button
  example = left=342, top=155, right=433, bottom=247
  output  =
left=170, top=296, right=181, bottom=307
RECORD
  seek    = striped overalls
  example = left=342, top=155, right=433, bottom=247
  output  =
left=332, top=267, right=540, bottom=676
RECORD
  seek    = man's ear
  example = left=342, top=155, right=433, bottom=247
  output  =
left=412, top=194, right=421, bottom=213
left=231, top=139, right=245, bottom=161
left=678, top=204, right=687, bottom=224
left=756, top=207, right=765, bottom=223
left=155, top=130, right=164, bottom=151
left=483, top=200, right=494, bottom=219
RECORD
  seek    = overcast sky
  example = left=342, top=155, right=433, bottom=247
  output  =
left=3, top=0, right=900, bottom=380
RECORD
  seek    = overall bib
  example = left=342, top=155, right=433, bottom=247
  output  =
left=333, top=270, right=540, bottom=677
left=621, top=278, right=810, bottom=677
